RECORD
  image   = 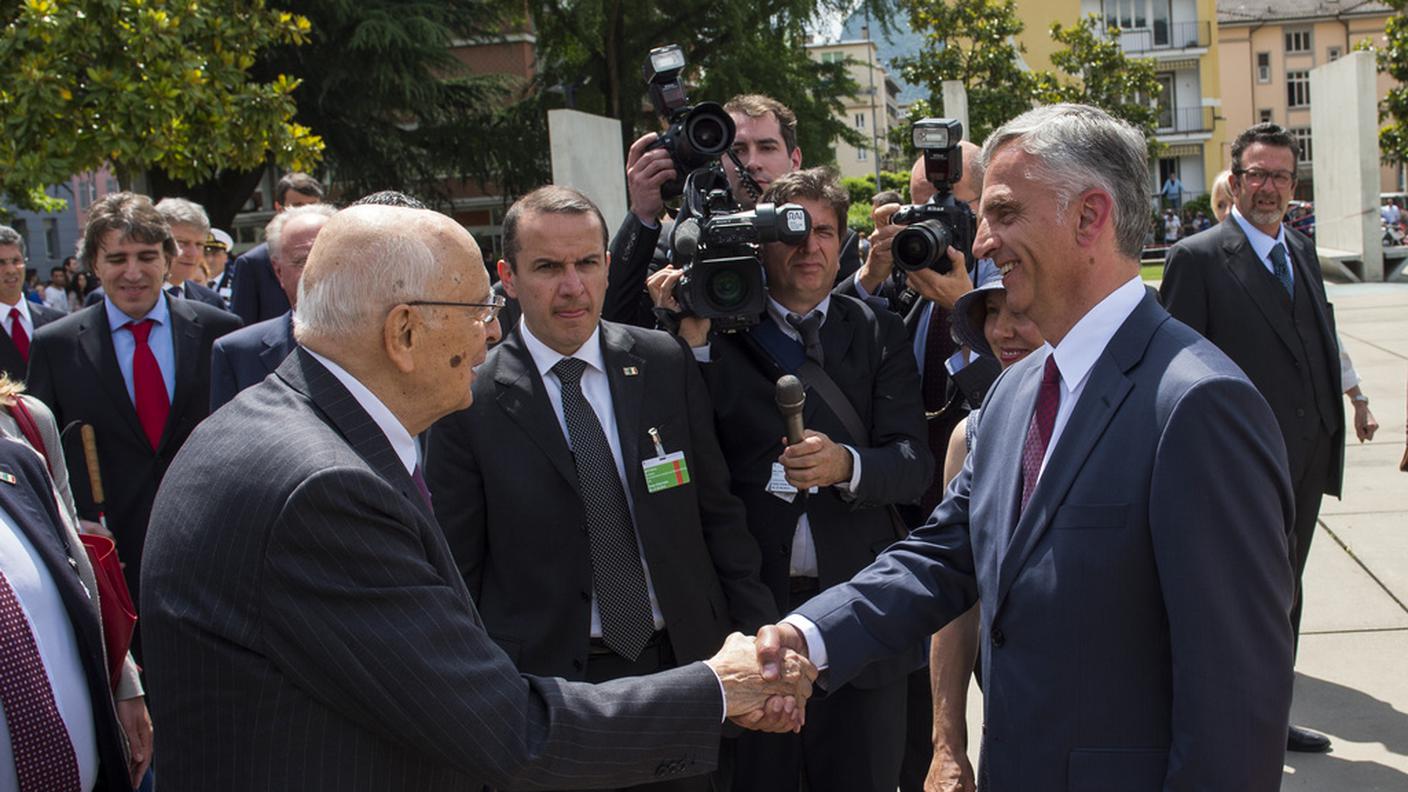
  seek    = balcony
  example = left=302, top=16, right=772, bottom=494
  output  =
left=1156, top=105, right=1214, bottom=135
left=1112, top=20, right=1210, bottom=53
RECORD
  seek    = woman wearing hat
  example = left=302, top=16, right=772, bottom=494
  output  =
left=925, top=271, right=1045, bottom=792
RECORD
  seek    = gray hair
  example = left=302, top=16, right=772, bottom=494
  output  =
left=293, top=230, right=440, bottom=341
left=265, top=203, right=337, bottom=262
left=980, top=104, right=1149, bottom=259
left=155, top=197, right=211, bottom=234
left=0, top=225, right=24, bottom=255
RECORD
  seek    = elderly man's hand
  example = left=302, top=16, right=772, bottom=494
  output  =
left=905, top=247, right=973, bottom=311
left=705, top=632, right=816, bottom=733
left=117, top=695, right=153, bottom=787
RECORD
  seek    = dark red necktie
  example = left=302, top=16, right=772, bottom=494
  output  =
left=0, top=569, right=82, bottom=792
left=1019, top=355, right=1061, bottom=513
left=126, top=319, right=170, bottom=450
left=8, top=307, right=29, bottom=362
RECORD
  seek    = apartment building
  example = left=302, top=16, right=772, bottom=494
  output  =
left=805, top=38, right=904, bottom=180
left=1217, top=0, right=1397, bottom=197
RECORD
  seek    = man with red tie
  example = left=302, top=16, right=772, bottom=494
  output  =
left=26, top=193, right=241, bottom=638
left=0, top=226, right=66, bottom=384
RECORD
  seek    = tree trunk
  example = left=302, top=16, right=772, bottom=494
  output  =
left=145, top=167, right=268, bottom=232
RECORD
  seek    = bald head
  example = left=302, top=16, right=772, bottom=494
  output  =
left=910, top=140, right=983, bottom=206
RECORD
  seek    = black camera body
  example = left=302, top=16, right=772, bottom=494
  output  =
left=643, top=45, right=736, bottom=200
left=892, top=118, right=976, bottom=275
left=672, top=196, right=811, bottom=331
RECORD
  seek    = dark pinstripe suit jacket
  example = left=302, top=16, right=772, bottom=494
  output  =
left=140, top=348, right=724, bottom=791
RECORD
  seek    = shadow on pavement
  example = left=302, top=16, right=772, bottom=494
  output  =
left=1283, top=672, right=1408, bottom=790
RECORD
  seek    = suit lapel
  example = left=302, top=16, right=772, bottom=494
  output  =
left=163, top=296, right=202, bottom=452
left=992, top=294, right=1164, bottom=617
left=260, top=313, right=296, bottom=375
left=601, top=323, right=645, bottom=483
left=1285, top=231, right=1337, bottom=346
left=0, top=457, right=102, bottom=636
left=804, top=300, right=856, bottom=426
left=1219, top=221, right=1301, bottom=357
left=76, top=305, right=149, bottom=447
left=493, top=329, right=579, bottom=491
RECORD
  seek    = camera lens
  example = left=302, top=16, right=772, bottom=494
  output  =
left=689, top=115, right=728, bottom=153
left=707, top=267, right=749, bottom=309
left=894, top=220, right=954, bottom=273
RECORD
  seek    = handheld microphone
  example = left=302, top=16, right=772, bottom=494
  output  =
left=775, top=375, right=806, bottom=445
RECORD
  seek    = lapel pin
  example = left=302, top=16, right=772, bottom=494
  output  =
left=623, top=366, right=639, bottom=376
left=0, top=471, right=15, bottom=485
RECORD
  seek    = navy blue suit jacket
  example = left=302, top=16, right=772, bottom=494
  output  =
left=209, top=311, right=295, bottom=411
left=795, top=291, right=1296, bottom=791
left=229, top=243, right=290, bottom=325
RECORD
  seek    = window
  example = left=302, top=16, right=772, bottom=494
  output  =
left=857, top=146, right=868, bottom=161
left=1155, top=73, right=1175, bottom=129
left=1328, top=46, right=1342, bottom=62
left=855, top=113, right=866, bottom=129
left=1291, top=128, right=1313, bottom=164
left=43, top=219, right=58, bottom=260
left=1257, top=52, right=1271, bottom=83
left=820, top=52, right=844, bottom=64
left=1286, top=70, right=1310, bottom=108
left=1259, top=108, right=1273, bottom=123
left=1285, top=29, right=1312, bottom=54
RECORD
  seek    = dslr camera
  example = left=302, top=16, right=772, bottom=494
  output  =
left=643, top=44, right=736, bottom=199
left=891, top=118, right=976, bottom=274
left=671, top=198, right=812, bottom=331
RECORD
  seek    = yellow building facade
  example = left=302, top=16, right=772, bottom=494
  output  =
left=1217, top=1, right=1398, bottom=196
left=805, top=39, right=904, bottom=180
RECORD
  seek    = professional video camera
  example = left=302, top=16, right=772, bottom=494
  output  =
left=671, top=196, right=812, bottom=331
left=891, top=118, right=976, bottom=275
left=643, top=44, right=736, bottom=200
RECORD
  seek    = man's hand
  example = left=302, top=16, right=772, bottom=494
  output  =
left=904, top=247, right=973, bottom=311
left=705, top=632, right=816, bottom=733
left=647, top=266, right=711, bottom=348
left=1353, top=401, right=1378, bottom=442
left=780, top=429, right=853, bottom=490
left=117, top=695, right=153, bottom=787
left=925, top=745, right=976, bottom=792
left=626, top=133, right=677, bottom=225
left=857, top=203, right=903, bottom=294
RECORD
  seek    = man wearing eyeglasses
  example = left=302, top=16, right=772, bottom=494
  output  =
left=1161, top=122, right=1343, bottom=755
left=209, top=204, right=336, bottom=411
left=426, top=186, right=778, bottom=792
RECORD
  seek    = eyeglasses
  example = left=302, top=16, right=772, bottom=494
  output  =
left=1235, top=168, right=1296, bottom=189
left=406, top=293, right=506, bottom=325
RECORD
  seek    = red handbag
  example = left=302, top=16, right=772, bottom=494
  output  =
left=7, top=398, right=136, bottom=690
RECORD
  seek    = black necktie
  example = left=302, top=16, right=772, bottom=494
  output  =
left=552, top=357, right=654, bottom=660
left=1269, top=243, right=1294, bottom=298
left=786, top=312, right=824, bottom=366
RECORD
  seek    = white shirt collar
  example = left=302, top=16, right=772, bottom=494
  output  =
left=0, top=297, right=32, bottom=323
left=519, top=320, right=606, bottom=382
left=1230, top=204, right=1286, bottom=263
left=767, top=294, right=831, bottom=337
left=302, top=347, right=419, bottom=476
left=1049, top=275, right=1146, bottom=392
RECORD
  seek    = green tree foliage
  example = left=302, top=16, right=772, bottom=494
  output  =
left=0, top=0, right=321, bottom=213
left=893, top=0, right=1036, bottom=145
left=527, top=0, right=862, bottom=165
left=1032, top=15, right=1163, bottom=155
left=1377, top=0, right=1408, bottom=164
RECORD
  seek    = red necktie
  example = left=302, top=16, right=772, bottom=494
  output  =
left=8, top=307, right=29, bottom=362
left=127, top=319, right=170, bottom=450
left=1019, top=355, right=1061, bottom=513
left=0, top=569, right=82, bottom=792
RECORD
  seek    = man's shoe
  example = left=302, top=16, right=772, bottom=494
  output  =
left=1287, top=725, right=1331, bottom=753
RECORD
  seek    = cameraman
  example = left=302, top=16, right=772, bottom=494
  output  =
left=647, top=168, right=931, bottom=792
left=604, top=95, right=862, bottom=328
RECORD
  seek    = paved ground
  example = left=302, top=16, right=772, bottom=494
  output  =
left=957, top=280, right=1408, bottom=789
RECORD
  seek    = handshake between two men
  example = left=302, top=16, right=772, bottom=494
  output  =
left=703, top=627, right=819, bottom=732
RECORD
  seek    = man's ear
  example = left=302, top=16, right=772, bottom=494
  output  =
left=383, top=304, right=418, bottom=374
left=497, top=260, right=517, bottom=299
left=1073, top=188, right=1115, bottom=248
left=790, top=146, right=803, bottom=171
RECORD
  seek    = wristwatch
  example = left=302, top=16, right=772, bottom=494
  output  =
left=1351, top=394, right=1369, bottom=404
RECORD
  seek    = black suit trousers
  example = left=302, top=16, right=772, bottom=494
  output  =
left=1289, top=426, right=1333, bottom=651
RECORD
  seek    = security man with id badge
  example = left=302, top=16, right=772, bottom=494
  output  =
left=649, top=168, right=932, bottom=792
left=426, top=187, right=776, bottom=789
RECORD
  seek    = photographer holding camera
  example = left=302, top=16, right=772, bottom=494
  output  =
left=648, top=167, right=931, bottom=792
left=604, top=81, right=862, bottom=328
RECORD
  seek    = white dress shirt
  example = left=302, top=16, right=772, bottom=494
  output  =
left=1230, top=205, right=1293, bottom=289
left=1, top=298, right=33, bottom=343
left=785, top=275, right=1147, bottom=670
left=0, top=506, right=99, bottom=792
left=518, top=321, right=667, bottom=635
left=303, top=348, right=419, bottom=477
